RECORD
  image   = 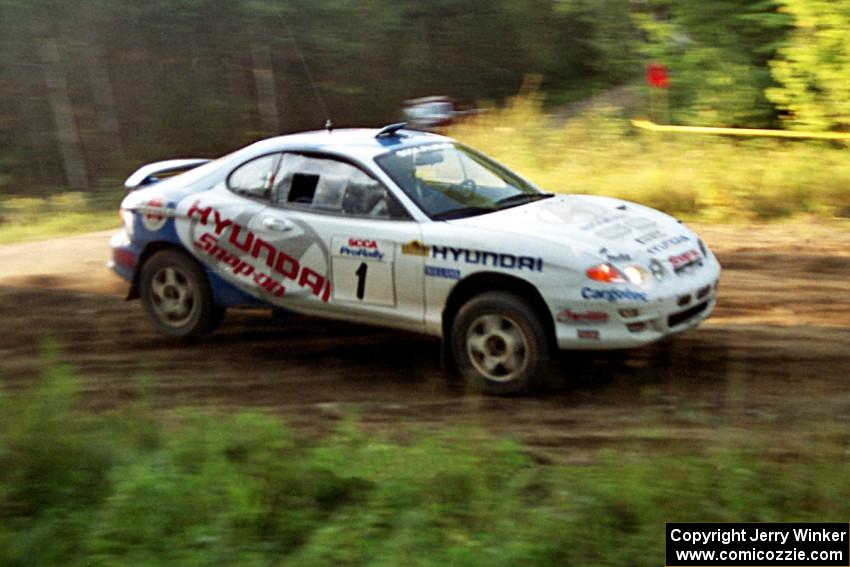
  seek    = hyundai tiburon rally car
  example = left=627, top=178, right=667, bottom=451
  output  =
left=110, top=124, right=720, bottom=394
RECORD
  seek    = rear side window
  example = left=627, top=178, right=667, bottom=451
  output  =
left=227, top=154, right=281, bottom=200
left=272, top=154, right=408, bottom=219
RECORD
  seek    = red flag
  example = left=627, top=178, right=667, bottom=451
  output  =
left=646, top=64, right=670, bottom=89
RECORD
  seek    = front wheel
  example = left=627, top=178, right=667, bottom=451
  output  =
left=140, top=250, right=221, bottom=339
left=451, top=291, right=549, bottom=395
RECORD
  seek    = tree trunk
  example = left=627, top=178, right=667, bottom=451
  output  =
left=86, top=43, right=124, bottom=158
left=251, top=42, right=280, bottom=135
left=39, top=38, right=89, bottom=189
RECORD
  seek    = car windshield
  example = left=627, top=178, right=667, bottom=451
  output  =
left=375, top=143, right=551, bottom=220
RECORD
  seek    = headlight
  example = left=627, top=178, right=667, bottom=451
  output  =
left=587, top=263, right=650, bottom=285
left=623, top=265, right=648, bottom=285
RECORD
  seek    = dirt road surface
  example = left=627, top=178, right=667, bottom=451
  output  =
left=1, top=224, right=849, bottom=461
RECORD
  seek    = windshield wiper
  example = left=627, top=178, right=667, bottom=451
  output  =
left=495, top=192, right=554, bottom=208
left=432, top=206, right=496, bottom=220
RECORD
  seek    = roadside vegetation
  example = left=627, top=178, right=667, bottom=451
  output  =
left=0, top=192, right=118, bottom=244
left=448, top=92, right=850, bottom=222
left=4, top=93, right=850, bottom=246
left=3, top=355, right=849, bottom=567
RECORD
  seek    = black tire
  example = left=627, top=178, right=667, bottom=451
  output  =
left=451, top=291, right=549, bottom=395
left=210, top=303, right=226, bottom=330
left=271, top=307, right=292, bottom=320
left=139, top=250, right=220, bottom=339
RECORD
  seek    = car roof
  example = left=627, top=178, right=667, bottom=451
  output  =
left=245, top=127, right=452, bottom=160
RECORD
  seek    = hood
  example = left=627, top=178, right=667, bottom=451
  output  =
left=446, top=194, right=697, bottom=264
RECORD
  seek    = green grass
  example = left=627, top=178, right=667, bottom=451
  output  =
left=0, top=192, right=119, bottom=245
left=2, top=353, right=850, bottom=566
left=447, top=92, right=850, bottom=222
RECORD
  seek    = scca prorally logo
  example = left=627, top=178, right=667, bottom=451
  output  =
left=581, top=287, right=648, bottom=303
left=339, top=238, right=385, bottom=261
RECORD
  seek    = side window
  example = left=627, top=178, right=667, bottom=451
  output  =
left=227, top=154, right=280, bottom=200
left=273, top=154, right=408, bottom=219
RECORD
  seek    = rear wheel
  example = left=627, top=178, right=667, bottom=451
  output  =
left=451, top=291, right=548, bottom=395
left=140, top=250, right=221, bottom=338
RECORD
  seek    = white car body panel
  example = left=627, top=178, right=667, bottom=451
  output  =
left=115, top=128, right=720, bottom=351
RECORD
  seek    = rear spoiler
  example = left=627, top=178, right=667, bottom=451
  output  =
left=124, top=158, right=212, bottom=191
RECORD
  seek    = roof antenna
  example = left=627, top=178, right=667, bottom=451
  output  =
left=278, top=12, right=332, bottom=130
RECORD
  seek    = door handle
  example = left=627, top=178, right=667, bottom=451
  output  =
left=262, top=217, right=294, bottom=232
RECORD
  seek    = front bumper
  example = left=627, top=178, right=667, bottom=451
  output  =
left=553, top=268, right=720, bottom=350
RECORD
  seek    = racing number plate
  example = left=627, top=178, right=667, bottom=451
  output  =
left=330, top=236, right=396, bottom=306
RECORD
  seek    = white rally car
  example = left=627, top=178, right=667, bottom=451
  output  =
left=110, top=124, right=720, bottom=394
